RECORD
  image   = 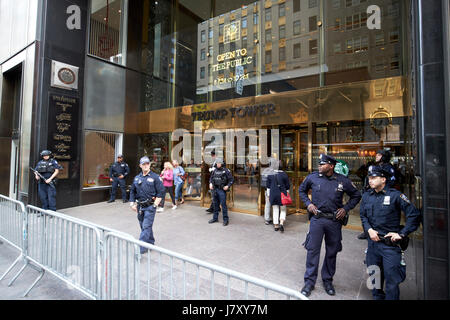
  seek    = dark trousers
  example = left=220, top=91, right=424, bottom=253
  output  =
left=366, top=240, right=406, bottom=300
left=137, top=206, right=157, bottom=254
left=110, top=178, right=127, bottom=201
left=38, top=183, right=57, bottom=211
left=160, top=186, right=176, bottom=207
left=303, top=217, right=343, bottom=286
left=213, top=189, right=229, bottom=222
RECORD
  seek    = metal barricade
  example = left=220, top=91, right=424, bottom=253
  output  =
left=103, top=232, right=308, bottom=300
left=6, top=205, right=104, bottom=299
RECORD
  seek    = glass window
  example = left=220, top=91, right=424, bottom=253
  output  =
left=201, top=30, right=206, bottom=42
left=200, top=66, right=205, bottom=79
left=309, top=16, right=317, bottom=32
left=201, top=49, right=206, bottom=60
left=353, top=14, right=360, bottom=29
left=83, top=131, right=122, bottom=189
left=279, top=3, right=285, bottom=17
left=242, top=17, right=247, bottom=29
left=265, top=8, right=271, bottom=21
left=293, top=43, right=301, bottom=58
left=309, top=0, right=318, bottom=8
left=334, top=42, right=341, bottom=54
left=265, top=50, right=272, bottom=64
left=242, top=36, right=247, bottom=48
left=279, top=46, right=286, bottom=61
left=294, top=20, right=301, bottom=35
left=265, top=29, right=272, bottom=43
left=389, top=29, right=400, bottom=43
left=253, top=12, right=259, bottom=25
left=293, top=0, right=301, bottom=12
left=309, top=39, right=318, bottom=55
left=89, top=0, right=128, bottom=65
left=209, top=27, right=213, bottom=39
left=279, top=25, right=286, bottom=39
left=376, top=32, right=385, bottom=46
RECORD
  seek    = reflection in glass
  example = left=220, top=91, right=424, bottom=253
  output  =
left=89, top=0, right=128, bottom=65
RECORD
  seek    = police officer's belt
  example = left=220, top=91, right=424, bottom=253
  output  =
left=136, top=199, right=154, bottom=208
left=316, top=211, right=335, bottom=219
left=377, top=233, right=410, bottom=251
left=112, top=173, right=122, bottom=178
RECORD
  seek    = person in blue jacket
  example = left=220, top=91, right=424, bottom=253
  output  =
left=33, top=150, right=62, bottom=211
left=298, top=154, right=361, bottom=297
left=360, top=165, right=421, bottom=300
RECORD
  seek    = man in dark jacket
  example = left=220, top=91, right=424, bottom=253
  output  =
left=208, top=158, right=234, bottom=226
left=298, top=154, right=361, bottom=297
left=108, top=154, right=130, bottom=203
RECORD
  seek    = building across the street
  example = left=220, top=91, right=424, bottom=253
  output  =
left=0, top=0, right=449, bottom=299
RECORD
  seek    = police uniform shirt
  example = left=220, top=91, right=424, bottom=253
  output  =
left=360, top=186, right=421, bottom=237
left=110, top=161, right=130, bottom=178
left=35, top=159, right=63, bottom=180
left=299, top=172, right=362, bottom=214
left=129, top=171, right=165, bottom=203
left=209, top=167, right=234, bottom=189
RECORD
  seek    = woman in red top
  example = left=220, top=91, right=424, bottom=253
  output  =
left=158, top=162, right=177, bottom=211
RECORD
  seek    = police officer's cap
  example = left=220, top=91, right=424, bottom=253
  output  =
left=139, top=156, right=150, bottom=165
left=215, top=158, right=224, bottom=165
left=40, top=150, right=52, bottom=157
left=319, top=154, right=337, bottom=166
left=117, top=154, right=123, bottom=158
left=368, top=165, right=390, bottom=178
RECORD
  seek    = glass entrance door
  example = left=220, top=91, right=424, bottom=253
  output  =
left=279, top=127, right=309, bottom=215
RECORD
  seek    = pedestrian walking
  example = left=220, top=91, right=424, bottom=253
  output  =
left=107, top=154, right=130, bottom=203
left=129, top=156, right=165, bottom=254
left=267, top=162, right=290, bottom=232
left=360, top=165, right=421, bottom=300
left=208, top=158, right=234, bottom=226
left=172, top=160, right=185, bottom=205
left=260, top=157, right=279, bottom=225
left=32, top=150, right=62, bottom=211
left=159, top=161, right=177, bottom=211
left=298, top=154, right=361, bottom=297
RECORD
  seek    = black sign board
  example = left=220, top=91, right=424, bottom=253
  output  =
left=47, top=93, right=79, bottom=163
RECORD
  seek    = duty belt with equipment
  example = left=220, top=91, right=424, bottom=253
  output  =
left=136, top=198, right=154, bottom=208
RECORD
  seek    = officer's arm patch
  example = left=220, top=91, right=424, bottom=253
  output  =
left=400, top=194, right=411, bottom=204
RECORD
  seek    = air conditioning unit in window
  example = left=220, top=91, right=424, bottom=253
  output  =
left=51, top=60, right=79, bottom=91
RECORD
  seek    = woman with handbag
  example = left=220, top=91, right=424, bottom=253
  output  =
left=267, top=164, right=291, bottom=232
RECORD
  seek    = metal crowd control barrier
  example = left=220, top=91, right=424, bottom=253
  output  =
left=103, top=232, right=308, bottom=300
left=0, top=195, right=27, bottom=285
left=0, top=194, right=308, bottom=300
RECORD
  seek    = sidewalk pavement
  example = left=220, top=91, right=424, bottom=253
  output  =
left=0, top=200, right=419, bottom=300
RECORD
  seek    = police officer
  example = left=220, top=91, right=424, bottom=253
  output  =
left=108, top=154, right=130, bottom=203
left=298, top=154, right=361, bottom=297
left=129, top=156, right=165, bottom=254
left=208, top=158, right=234, bottom=226
left=33, top=150, right=62, bottom=211
left=360, top=166, right=421, bottom=300
left=358, top=149, right=396, bottom=239
left=206, top=150, right=221, bottom=214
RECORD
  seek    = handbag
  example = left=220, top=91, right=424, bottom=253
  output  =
left=276, top=172, right=292, bottom=206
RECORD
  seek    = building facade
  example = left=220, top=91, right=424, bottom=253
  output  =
left=0, top=0, right=449, bottom=299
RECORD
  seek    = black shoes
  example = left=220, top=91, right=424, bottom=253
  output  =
left=123, top=199, right=128, bottom=203
left=357, top=232, right=368, bottom=240
left=324, top=282, right=336, bottom=296
left=264, top=220, right=273, bottom=225
left=208, top=219, right=218, bottom=224
left=279, top=224, right=284, bottom=233
left=206, top=208, right=213, bottom=213
left=223, top=221, right=229, bottom=226
left=301, top=284, right=315, bottom=297
left=107, top=199, right=115, bottom=203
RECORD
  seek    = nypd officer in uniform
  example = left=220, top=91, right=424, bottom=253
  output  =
left=33, top=150, right=62, bottom=211
left=129, top=156, right=165, bottom=254
left=208, top=158, right=234, bottom=226
left=299, top=154, right=361, bottom=297
left=360, top=166, right=421, bottom=300
left=358, top=149, right=396, bottom=239
left=107, top=154, right=130, bottom=203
